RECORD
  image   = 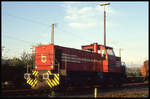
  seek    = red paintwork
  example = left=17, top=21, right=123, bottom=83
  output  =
left=54, top=45, right=102, bottom=72
left=34, top=43, right=122, bottom=73
left=35, top=44, right=54, bottom=70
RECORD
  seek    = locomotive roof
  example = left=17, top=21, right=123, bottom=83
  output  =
left=36, top=44, right=113, bottom=50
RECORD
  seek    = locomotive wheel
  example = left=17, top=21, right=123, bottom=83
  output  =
left=113, top=81, right=122, bottom=88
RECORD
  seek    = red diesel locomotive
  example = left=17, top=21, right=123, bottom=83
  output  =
left=24, top=43, right=126, bottom=89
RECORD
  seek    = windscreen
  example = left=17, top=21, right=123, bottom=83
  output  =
left=106, top=48, right=115, bottom=56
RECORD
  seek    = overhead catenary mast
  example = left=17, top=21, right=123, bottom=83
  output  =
left=99, top=2, right=110, bottom=46
left=51, top=24, right=54, bottom=44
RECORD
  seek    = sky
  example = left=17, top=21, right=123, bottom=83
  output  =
left=2, top=1, right=149, bottom=67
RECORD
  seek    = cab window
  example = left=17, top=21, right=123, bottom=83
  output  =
left=106, top=48, right=115, bottom=56
left=102, top=49, right=106, bottom=56
left=101, top=48, right=106, bottom=59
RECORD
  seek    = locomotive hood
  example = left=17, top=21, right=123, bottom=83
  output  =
left=35, top=44, right=55, bottom=70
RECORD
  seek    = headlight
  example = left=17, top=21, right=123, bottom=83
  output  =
left=24, top=73, right=31, bottom=79
left=51, top=65, right=54, bottom=69
left=43, top=73, right=49, bottom=80
left=4, top=81, right=8, bottom=85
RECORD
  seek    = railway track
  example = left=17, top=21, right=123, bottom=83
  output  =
left=54, top=82, right=148, bottom=98
left=2, top=89, right=51, bottom=97
left=2, top=81, right=148, bottom=98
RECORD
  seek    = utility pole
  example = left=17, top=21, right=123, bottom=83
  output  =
left=51, top=24, right=55, bottom=69
left=119, top=48, right=123, bottom=57
left=51, top=24, right=54, bottom=44
left=30, top=46, right=35, bottom=70
left=99, top=2, right=110, bottom=46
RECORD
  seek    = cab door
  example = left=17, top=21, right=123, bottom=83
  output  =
left=99, top=46, right=108, bottom=72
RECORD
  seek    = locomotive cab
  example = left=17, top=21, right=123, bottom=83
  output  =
left=82, top=43, right=124, bottom=85
left=82, top=43, right=122, bottom=72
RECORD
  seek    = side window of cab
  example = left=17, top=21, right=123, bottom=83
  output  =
left=101, top=48, right=106, bottom=59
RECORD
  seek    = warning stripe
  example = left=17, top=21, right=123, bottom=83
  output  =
left=32, top=71, right=36, bottom=75
left=48, top=71, right=52, bottom=75
left=30, top=80, right=34, bottom=86
left=52, top=79, right=57, bottom=86
left=57, top=74, right=59, bottom=77
left=54, top=77, right=59, bottom=85
left=26, top=72, right=39, bottom=88
left=28, top=79, right=33, bottom=85
left=46, top=71, right=60, bottom=88
left=27, top=79, right=31, bottom=83
left=27, top=79, right=32, bottom=84
left=35, top=71, right=38, bottom=76
left=32, top=71, right=38, bottom=76
left=48, top=79, right=54, bottom=87
left=32, top=79, right=37, bottom=87
left=32, top=79, right=38, bottom=87
left=50, top=79, right=55, bottom=87
left=54, top=74, right=59, bottom=80
left=30, top=79, right=36, bottom=86
left=47, top=80, right=52, bottom=88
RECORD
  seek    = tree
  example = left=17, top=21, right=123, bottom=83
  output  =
left=8, top=57, right=25, bottom=67
left=20, top=51, right=34, bottom=67
left=36, top=42, right=43, bottom=46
